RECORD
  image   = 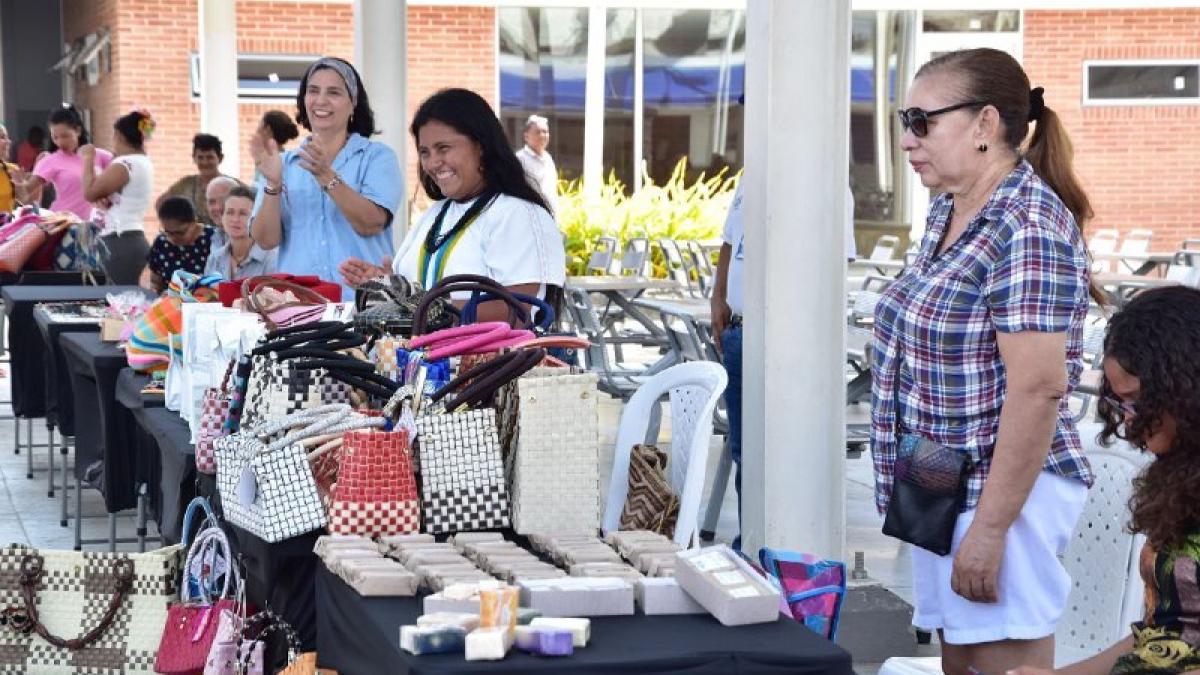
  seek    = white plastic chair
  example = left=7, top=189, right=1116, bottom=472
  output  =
left=879, top=427, right=1149, bottom=674
left=870, top=235, right=901, bottom=262
left=602, top=362, right=728, bottom=548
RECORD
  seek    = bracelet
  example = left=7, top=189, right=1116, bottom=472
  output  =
left=321, top=174, right=343, bottom=193
left=262, top=183, right=282, bottom=196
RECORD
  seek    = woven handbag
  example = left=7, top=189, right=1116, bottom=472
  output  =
left=242, top=277, right=329, bottom=330
left=127, top=270, right=222, bottom=373
left=354, top=274, right=456, bottom=339
left=215, top=406, right=386, bottom=542
left=0, top=543, right=182, bottom=674
left=328, top=428, right=420, bottom=536
left=154, top=526, right=241, bottom=675
left=0, top=221, right=50, bottom=274
left=416, top=407, right=510, bottom=534
left=618, top=444, right=680, bottom=537
left=196, top=362, right=236, bottom=475
left=205, top=610, right=310, bottom=675
left=497, top=367, right=601, bottom=534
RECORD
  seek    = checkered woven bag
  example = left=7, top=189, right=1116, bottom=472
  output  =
left=241, top=355, right=354, bottom=429
left=196, top=361, right=236, bottom=475
left=498, top=368, right=602, bottom=534
left=416, top=408, right=511, bottom=534
left=0, top=543, right=182, bottom=674
left=328, top=429, right=420, bottom=536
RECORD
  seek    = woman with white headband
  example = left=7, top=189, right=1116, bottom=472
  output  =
left=249, top=56, right=402, bottom=300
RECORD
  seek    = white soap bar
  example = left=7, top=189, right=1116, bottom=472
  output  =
left=451, top=532, right=505, bottom=552
left=417, top=612, right=481, bottom=632
left=530, top=617, right=590, bottom=647
left=464, top=627, right=514, bottom=661
left=399, top=624, right=467, bottom=655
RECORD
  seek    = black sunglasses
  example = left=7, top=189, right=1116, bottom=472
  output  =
left=897, top=100, right=988, bottom=138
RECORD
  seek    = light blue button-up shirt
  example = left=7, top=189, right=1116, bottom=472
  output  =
left=251, top=133, right=402, bottom=300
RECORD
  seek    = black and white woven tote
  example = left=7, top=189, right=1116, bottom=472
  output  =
left=416, top=407, right=511, bottom=534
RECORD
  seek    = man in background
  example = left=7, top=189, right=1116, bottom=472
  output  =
left=516, top=114, right=558, bottom=217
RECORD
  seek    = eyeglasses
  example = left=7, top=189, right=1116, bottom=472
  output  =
left=897, top=101, right=988, bottom=138
left=1102, top=394, right=1137, bottom=418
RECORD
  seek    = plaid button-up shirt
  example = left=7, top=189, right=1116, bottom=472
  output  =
left=870, top=161, right=1094, bottom=515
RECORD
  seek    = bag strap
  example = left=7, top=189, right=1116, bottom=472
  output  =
left=413, top=275, right=528, bottom=334
left=432, top=347, right=546, bottom=411
left=180, top=496, right=219, bottom=548
left=250, top=403, right=351, bottom=438
left=181, top=527, right=239, bottom=604
left=254, top=321, right=354, bottom=355
left=462, top=290, right=556, bottom=331
left=264, top=410, right=385, bottom=452
left=16, top=554, right=134, bottom=650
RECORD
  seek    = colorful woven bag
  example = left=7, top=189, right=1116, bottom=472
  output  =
left=328, top=429, right=420, bottom=536
left=758, top=547, right=847, bottom=640
left=127, top=270, right=221, bottom=372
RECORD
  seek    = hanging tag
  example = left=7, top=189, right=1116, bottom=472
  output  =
left=236, top=465, right=258, bottom=508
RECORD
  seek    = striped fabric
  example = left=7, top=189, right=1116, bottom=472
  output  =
left=126, top=270, right=222, bottom=372
left=870, top=161, right=1094, bottom=514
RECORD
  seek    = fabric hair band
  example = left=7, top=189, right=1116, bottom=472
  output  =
left=306, top=57, right=359, bottom=107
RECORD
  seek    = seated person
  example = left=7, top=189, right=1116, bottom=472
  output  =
left=1013, top=286, right=1200, bottom=675
left=147, top=196, right=216, bottom=293
left=205, top=186, right=277, bottom=280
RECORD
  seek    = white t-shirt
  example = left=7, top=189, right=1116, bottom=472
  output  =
left=516, top=145, right=558, bottom=217
left=393, top=193, right=566, bottom=293
left=102, top=154, right=154, bottom=235
left=721, top=182, right=856, bottom=315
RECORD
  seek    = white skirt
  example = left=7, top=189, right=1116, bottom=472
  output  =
left=910, top=470, right=1089, bottom=645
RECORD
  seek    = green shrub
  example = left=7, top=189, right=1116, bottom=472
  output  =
left=558, top=158, right=740, bottom=276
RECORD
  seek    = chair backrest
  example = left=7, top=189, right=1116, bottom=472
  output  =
left=563, top=286, right=616, bottom=373
left=1088, top=229, right=1120, bottom=255
left=869, top=235, right=900, bottom=262
left=620, top=237, right=651, bottom=277
left=1055, top=425, right=1149, bottom=667
left=602, top=362, right=728, bottom=547
left=1119, top=229, right=1153, bottom=255
left=586, top=236, right=618, bottom=275
left=657, top=238, right=695, bottom=293
left=661, top=311, right=719, bottom=363
left=685, top=240, right=716, bottom=296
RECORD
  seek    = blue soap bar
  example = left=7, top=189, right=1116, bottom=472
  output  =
left=514, top=626, right=574, bottom=657
left=400, top=624, right=467, bottom=655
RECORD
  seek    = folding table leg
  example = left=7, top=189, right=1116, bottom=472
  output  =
left=12, top=412, right=17, bottom=455
left=109, top=514, right=117, bottom=553
left=47, top=427, right=55, bottom=498
left=73, top=479, right=83, bottom=551
left=136, top=486, right=147, bottom=552
left=24, top=419, right=32, bottom=479
left=60, top=434, right=71, bottom=527
left=701, top=439, right=733, bottom=541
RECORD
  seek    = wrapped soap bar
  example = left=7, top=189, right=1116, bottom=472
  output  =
left=396, top=544, right=458, bottom=564
left=674, top=546, right=781, bottom=626
left=636, top=552, right=679, bottom=574
left=635, top=577, right=706, bottom=615
left=451, top=532, right=505, bottom=552
left=427, top=572, right=493, bottom=592
left=378, top=533, right=435, bottom=554
left=402, top=551, right=473, bottom=572
left=560, top=547, right=624, bottom=565
left=400, top=624, right=466, bottom=655
left=347, top=568, right=420, bottom=597
left=462, top=541, right=522, bottom=562
left=314, top=534, right=375, bottom=556
left=520, top=577, right=635, bottom=617
left=479, top=586, right=519, bottom=630
left=514, top=626, right=574, bottom=656
left=506, top=568, right=569, bottom=583
left=417, top=612, right=481, bottom=632
left=464, top=627, right=514, bottom=661
left=530, top=617, right=590, bottom=647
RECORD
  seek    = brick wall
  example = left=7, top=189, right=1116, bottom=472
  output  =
left=1024, top=9, right=1200, bottom=250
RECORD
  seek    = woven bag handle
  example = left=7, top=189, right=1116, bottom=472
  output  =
left=265, top=412, right=385, bottom=452
left=181, top=527, right=239, bottom=604
left=413, top=275, right=528, bottom=335
left=16, top=554, right=135, bottom=650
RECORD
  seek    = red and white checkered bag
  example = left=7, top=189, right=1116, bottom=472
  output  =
left=328, top=429, right=420, bottom=536
left=195, top=362, right=235, bottom=475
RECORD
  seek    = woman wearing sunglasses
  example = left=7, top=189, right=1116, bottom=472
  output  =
left=871, top=48, right=1100, bottom=674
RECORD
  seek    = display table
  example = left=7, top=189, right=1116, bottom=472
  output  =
left=60, top=332, right=144, bottom=513
left=115, top=369, right=190, bottom=544
left=3, top=283, right=140, bottom=418
left=315, top=566, right=854, bottom=675
left=33, top=307, right=101, bottom=436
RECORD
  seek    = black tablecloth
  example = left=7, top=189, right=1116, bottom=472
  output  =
left=315, top=566, right=855, bottom=675
left=230, top=524, right=321, bottom=652
left=114, top=368, right=164, bottom=410
left=4, top=283, right=143, bottom=418
left=117, top=379, right=192, bottom=543
left=33, top=310, right=100, bottom=435
left=60, top=332, right=142, bottom=512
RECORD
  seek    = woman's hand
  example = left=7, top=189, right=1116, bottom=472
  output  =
left=78, top=144, right=95, bottom=163
left=249, top=134, right=283, bottom=186
left=952, top=522, right=1006, bottom=603
left=339, top=256, right=391, bottom=288
left=297, top=136, right=335, bottom=185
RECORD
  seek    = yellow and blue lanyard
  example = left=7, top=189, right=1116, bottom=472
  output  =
left=417, top=193, right=495, bottom=289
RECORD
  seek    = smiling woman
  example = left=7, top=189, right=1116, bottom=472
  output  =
left=249, top=56, right=402, bottom=300
left=338, top=88, right=566, bottom=324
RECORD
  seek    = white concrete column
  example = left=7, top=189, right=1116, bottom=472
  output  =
left=741, top=0, right=850, bottom=561
left=353, top=0, right=408, bottom=238
left=582, top=5, right=606, bottom=199
left=632, top=9, right=644, bottom=192
left=198, top=0, right=238, bottom=176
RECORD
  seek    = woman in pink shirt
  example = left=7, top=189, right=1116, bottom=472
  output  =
left=21, top=105, right=112, bottom=219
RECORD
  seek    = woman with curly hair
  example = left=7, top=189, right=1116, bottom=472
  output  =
left=1013, top=285, right=1200, bottom=675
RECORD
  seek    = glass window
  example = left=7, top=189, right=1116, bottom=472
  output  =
left=189, top=53, right=317, bottom=100
left=605, top=8, right=636, bottom=190
left=922, top=11, right=1020, bottom=33
left=498, top=7, right=589, bottom=182
left=640, top=9, right=745, bottom=187
left=1086, top=62, right=1200, bottom=103
left=850, top=11, right=912, bottom=224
